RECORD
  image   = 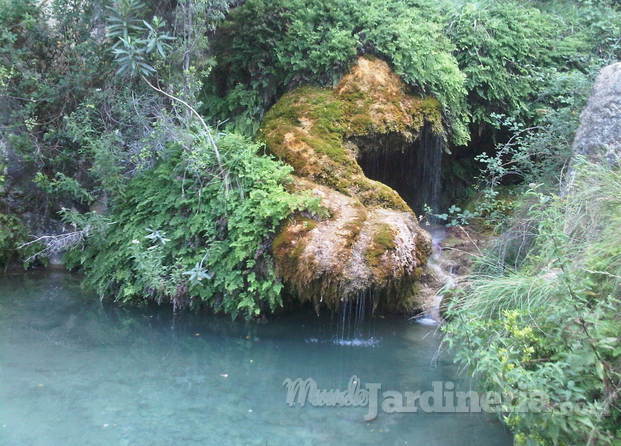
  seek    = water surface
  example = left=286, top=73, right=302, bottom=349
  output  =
left=0, top=272, right=511, bottom=445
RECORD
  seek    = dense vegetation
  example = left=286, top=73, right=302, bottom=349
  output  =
left=445, top=157, right=621, bottom=445
left=439, top=11, right=621, bottom=442
left=205, top=0, right=621, bottom=142
left=1, top=0, right=621, bottom=443
left=66, top=136, right=312, bottom=318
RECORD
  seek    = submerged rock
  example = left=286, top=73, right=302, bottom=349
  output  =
left=572, top=62, right=621, bottom=165
left=262, top=57, right=443, bottom=313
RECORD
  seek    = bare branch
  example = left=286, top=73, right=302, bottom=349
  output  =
left=140, top=75, right=230, bottom=194
left=19, top=227, right=92, bottom=263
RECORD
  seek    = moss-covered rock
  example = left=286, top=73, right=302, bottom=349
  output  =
left=262, top=57, right=439, bottom=312
left=262, top=57, right=443, bottom=212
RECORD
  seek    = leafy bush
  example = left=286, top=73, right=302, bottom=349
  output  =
left=443, top=159, right=621, bottom=445
left=0, top=0, right=111, bottom=228
left=66, top=132, right=314, bottom=319
left=203, top=0, right=621, bottom=147
left=203, top=0, right=469, bottom=144
left=358, top=1, right=469, bottom=143
left=0, top=213, right=27, bottom=268
left=444, top=0, right=560, bottom=128
left=441, top=65, right=595, bottom=230
left=0, top=0, right=232, bottom=224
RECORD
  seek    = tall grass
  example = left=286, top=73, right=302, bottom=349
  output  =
left=444, top=156, right=621, bottom=445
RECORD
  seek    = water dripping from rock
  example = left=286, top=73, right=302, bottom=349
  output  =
left=355, top=123, right=445, bottom=216
left=411, top=224, right=458, bottom=326
left=332, top=291, right=379, bottom=347
left=340, top=123, right=452, bottom=330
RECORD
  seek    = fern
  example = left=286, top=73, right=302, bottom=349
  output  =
left=66, top=132, right=315, bottom=319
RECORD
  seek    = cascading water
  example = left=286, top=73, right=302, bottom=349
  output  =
left=355, top=123, right=445, bottom=215
left=333, top=291, right=379, bottom=347
left=412, top=225, right=458, bottom=326
left=418, top=124, right=444, bottom=216
left=329, top=124, right=448, bottom=340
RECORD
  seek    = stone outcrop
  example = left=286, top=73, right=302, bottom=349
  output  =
left=262, top=57, right=444, bottom=312
left=572, top=62, right=621, bottom=164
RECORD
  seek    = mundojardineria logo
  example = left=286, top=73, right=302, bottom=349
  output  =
left=283, top=376, right=587, bottom=421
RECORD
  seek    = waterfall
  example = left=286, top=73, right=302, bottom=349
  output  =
left=355, top=123, right=445, bottom=216
left=334, top=123, right=447, bottom=332
left=333, top=291, right=378, bottom=347
left=418, top=125, right=444, bottom=216
left=411, top=225, right=457, bottom=326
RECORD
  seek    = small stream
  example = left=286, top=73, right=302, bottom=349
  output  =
left=0, top=272, right=511, bottom=445
left=410, top=225, right=458, bottom=326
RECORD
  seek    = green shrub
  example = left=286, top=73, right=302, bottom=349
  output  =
left=444, top=159, right=621, bottom=445
left=203, top=0, right=621, bottom=147
left=203, top=0, right=469, bottom=144
left=446, top=66, right=595, bottom=231
left=0, top=213, right=26, bottom=268
left=66, top=132, right=314, bottom=319
left=445, top=0, right=560, bottom=128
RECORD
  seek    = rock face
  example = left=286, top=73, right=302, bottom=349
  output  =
left=573, top=62, right=621, bottom=164
left=262, top=57, right=442, bottom=313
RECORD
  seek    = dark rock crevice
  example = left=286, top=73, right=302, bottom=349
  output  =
left=353, top=123, right=444, bottom=216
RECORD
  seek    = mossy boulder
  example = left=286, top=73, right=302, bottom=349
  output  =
left=262, top=57, right=440, bottom=312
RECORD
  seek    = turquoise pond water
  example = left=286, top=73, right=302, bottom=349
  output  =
left=0, top=272, right=512, bottom=445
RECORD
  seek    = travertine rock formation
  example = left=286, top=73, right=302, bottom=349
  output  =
left=262, top=57, right=444, bottom=312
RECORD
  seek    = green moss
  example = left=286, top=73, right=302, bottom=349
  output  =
left=299, top=134, right=349, bottom=165
left=341, top=205, right=367, bottom=249
left=260, top=59, right=444, bottom=212
left=355, top=180, right=409, bottom=211
left=373, top=223, right=397, bottom=250
left=418, top=97, right=444, bottom=135
left=264, top=57, right=440, bottom=309
left=272, top=216, right=317, bottom=279
left=261, top=87, right=350, bottom=173
left=272, top=217, right=315, bottom=252
left=365, top=223, right=397, bottom=269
